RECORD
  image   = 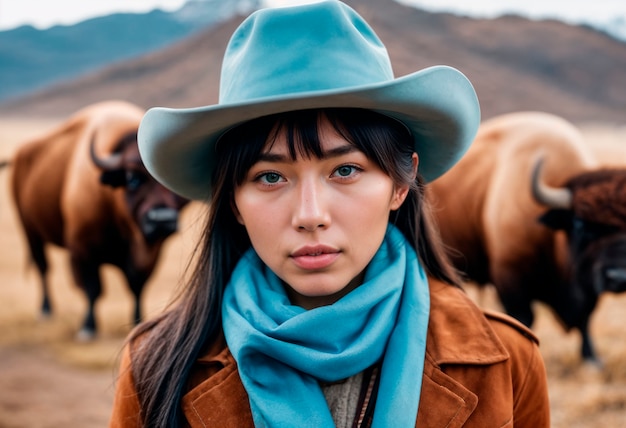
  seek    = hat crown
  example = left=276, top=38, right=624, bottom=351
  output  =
left=219, top=1, right=394, bottom=104
left=138, top=0, right=480, bottom=201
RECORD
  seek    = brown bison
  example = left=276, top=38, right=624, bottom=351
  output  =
left=5, top=100, right=188, bottom=340
left=427, top=111, right=626, bottom=362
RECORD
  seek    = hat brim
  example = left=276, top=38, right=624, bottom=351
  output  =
left=138, top=65, right=480, bottom=200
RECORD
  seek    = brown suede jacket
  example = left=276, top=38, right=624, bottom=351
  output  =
left=110, top=278, right=550, bottom=427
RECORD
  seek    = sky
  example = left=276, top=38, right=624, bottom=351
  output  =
left=0, top=0, right=186, bottom=30
left=0, top=0, right=624, bottom=30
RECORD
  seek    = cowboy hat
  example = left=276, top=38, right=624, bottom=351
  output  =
left=138, top=0, right=480, bottom=200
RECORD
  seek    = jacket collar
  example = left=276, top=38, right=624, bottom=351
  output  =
left=425, top=278, right=509, bottom=366
left=186, top=278, right=510, bottom=428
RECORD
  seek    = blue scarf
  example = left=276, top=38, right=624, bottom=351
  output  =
left=222, top=224, right=430, bottom=427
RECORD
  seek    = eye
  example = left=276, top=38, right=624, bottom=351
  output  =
left=126, top=170, right=147, bottom=191
left=257, top=171, right=284, bottom=185
left=332, top=164, right=361, bottom=179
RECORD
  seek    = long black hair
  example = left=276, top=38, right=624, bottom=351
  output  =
left=128, top=108, right=461, bottom=426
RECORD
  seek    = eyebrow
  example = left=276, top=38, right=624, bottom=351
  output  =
left=257, top=144, right=359, bottom=162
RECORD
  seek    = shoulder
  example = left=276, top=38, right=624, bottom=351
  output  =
left=110, top=339, right=143, bottom=427
left=426, top=278, right=540, bottom=364
left=423, top=279, right=550, bottom=427
left=127, top=316, right=231, bottom=376
left=482, top=309, right=539, bottom=345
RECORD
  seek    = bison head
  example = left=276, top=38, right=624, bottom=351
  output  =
left=90, top=133, right=188, bottom=244
left=531, top=158, right=626, bottom=297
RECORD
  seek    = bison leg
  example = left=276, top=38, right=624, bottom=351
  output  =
left=25, top=232, right=52, bottom=317
left=580, top=329, right=595, bottom=362
left=577, top=318, right=599, bottom=363
left=490, top=266, right=536, bottom=327
left=499, top=291, right=535, bottom=328
left=132, top=289, right=143, bottom=326
left=69, top=257, right=102, bottom=341
left=125, top=270, right=149, bottom=326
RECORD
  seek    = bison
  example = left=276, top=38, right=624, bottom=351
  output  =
left=5, top=100, right=188, bottom=340
left=427, top=111, right=626, bottom=362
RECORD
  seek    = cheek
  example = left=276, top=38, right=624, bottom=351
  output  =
left=126, top=190, right=148, bottom=219
left=356, top=179, right=399, bottom=216
left=234, top=193, right=282, bottom=239
left=338, top=187, right=395, bottom=241
left=236, top=210, right=286, bottom=264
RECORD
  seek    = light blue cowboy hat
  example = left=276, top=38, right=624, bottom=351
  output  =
left=138, top=0, right=480, bottom=200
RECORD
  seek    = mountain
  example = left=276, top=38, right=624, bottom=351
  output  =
left=1, top=0, right=625, bottom=124
left=601, top=16, right=626, bottom=42
left=0, top=0, right=260, bottom=102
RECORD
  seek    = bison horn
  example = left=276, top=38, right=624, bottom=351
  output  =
left=89, top=135, right=123, bottom=170
left=531, top=157, right=573, bottom=209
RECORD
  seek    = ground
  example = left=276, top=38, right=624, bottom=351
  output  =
left=0, top=118, right=625, bottom=427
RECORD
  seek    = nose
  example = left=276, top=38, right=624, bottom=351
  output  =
left=292, top=178, right=330, bottom=232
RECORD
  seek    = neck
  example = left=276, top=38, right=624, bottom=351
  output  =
left=285, top=270, right=366, bottom=310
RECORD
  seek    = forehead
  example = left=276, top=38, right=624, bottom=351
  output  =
left=120, top=144, right=144, bottom=166
left=262, top=116, right=353, bottom=156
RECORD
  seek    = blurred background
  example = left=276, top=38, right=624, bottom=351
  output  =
left=0, top=0, right=625, bottom=426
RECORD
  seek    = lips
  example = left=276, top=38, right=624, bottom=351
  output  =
left=290, top=245, right=340, bottom=270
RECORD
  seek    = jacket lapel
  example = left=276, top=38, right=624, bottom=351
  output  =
left=415, top=279, right=510, bottom=427
left=182, top=347, right=254, bottom=428
left=417, top=360, right=479, bottom=428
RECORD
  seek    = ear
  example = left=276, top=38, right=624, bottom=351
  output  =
left=538, top=209, right=573, bottom=231
left=390, top=152, right=418, bottom=211
left=99, top=170, right=126, bottom=188
left=231, top=198, right=245, bottom=225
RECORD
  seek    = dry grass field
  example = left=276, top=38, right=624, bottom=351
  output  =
left=0, top=117, right=625, bottom=427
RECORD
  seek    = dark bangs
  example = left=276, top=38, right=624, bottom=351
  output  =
left=213, top=108, right=416, bottom=193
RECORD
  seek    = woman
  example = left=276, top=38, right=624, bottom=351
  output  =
left=110, top=1, right=550, bottom=427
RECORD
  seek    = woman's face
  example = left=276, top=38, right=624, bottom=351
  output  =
left=233, top=117, right=411, bottom=309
